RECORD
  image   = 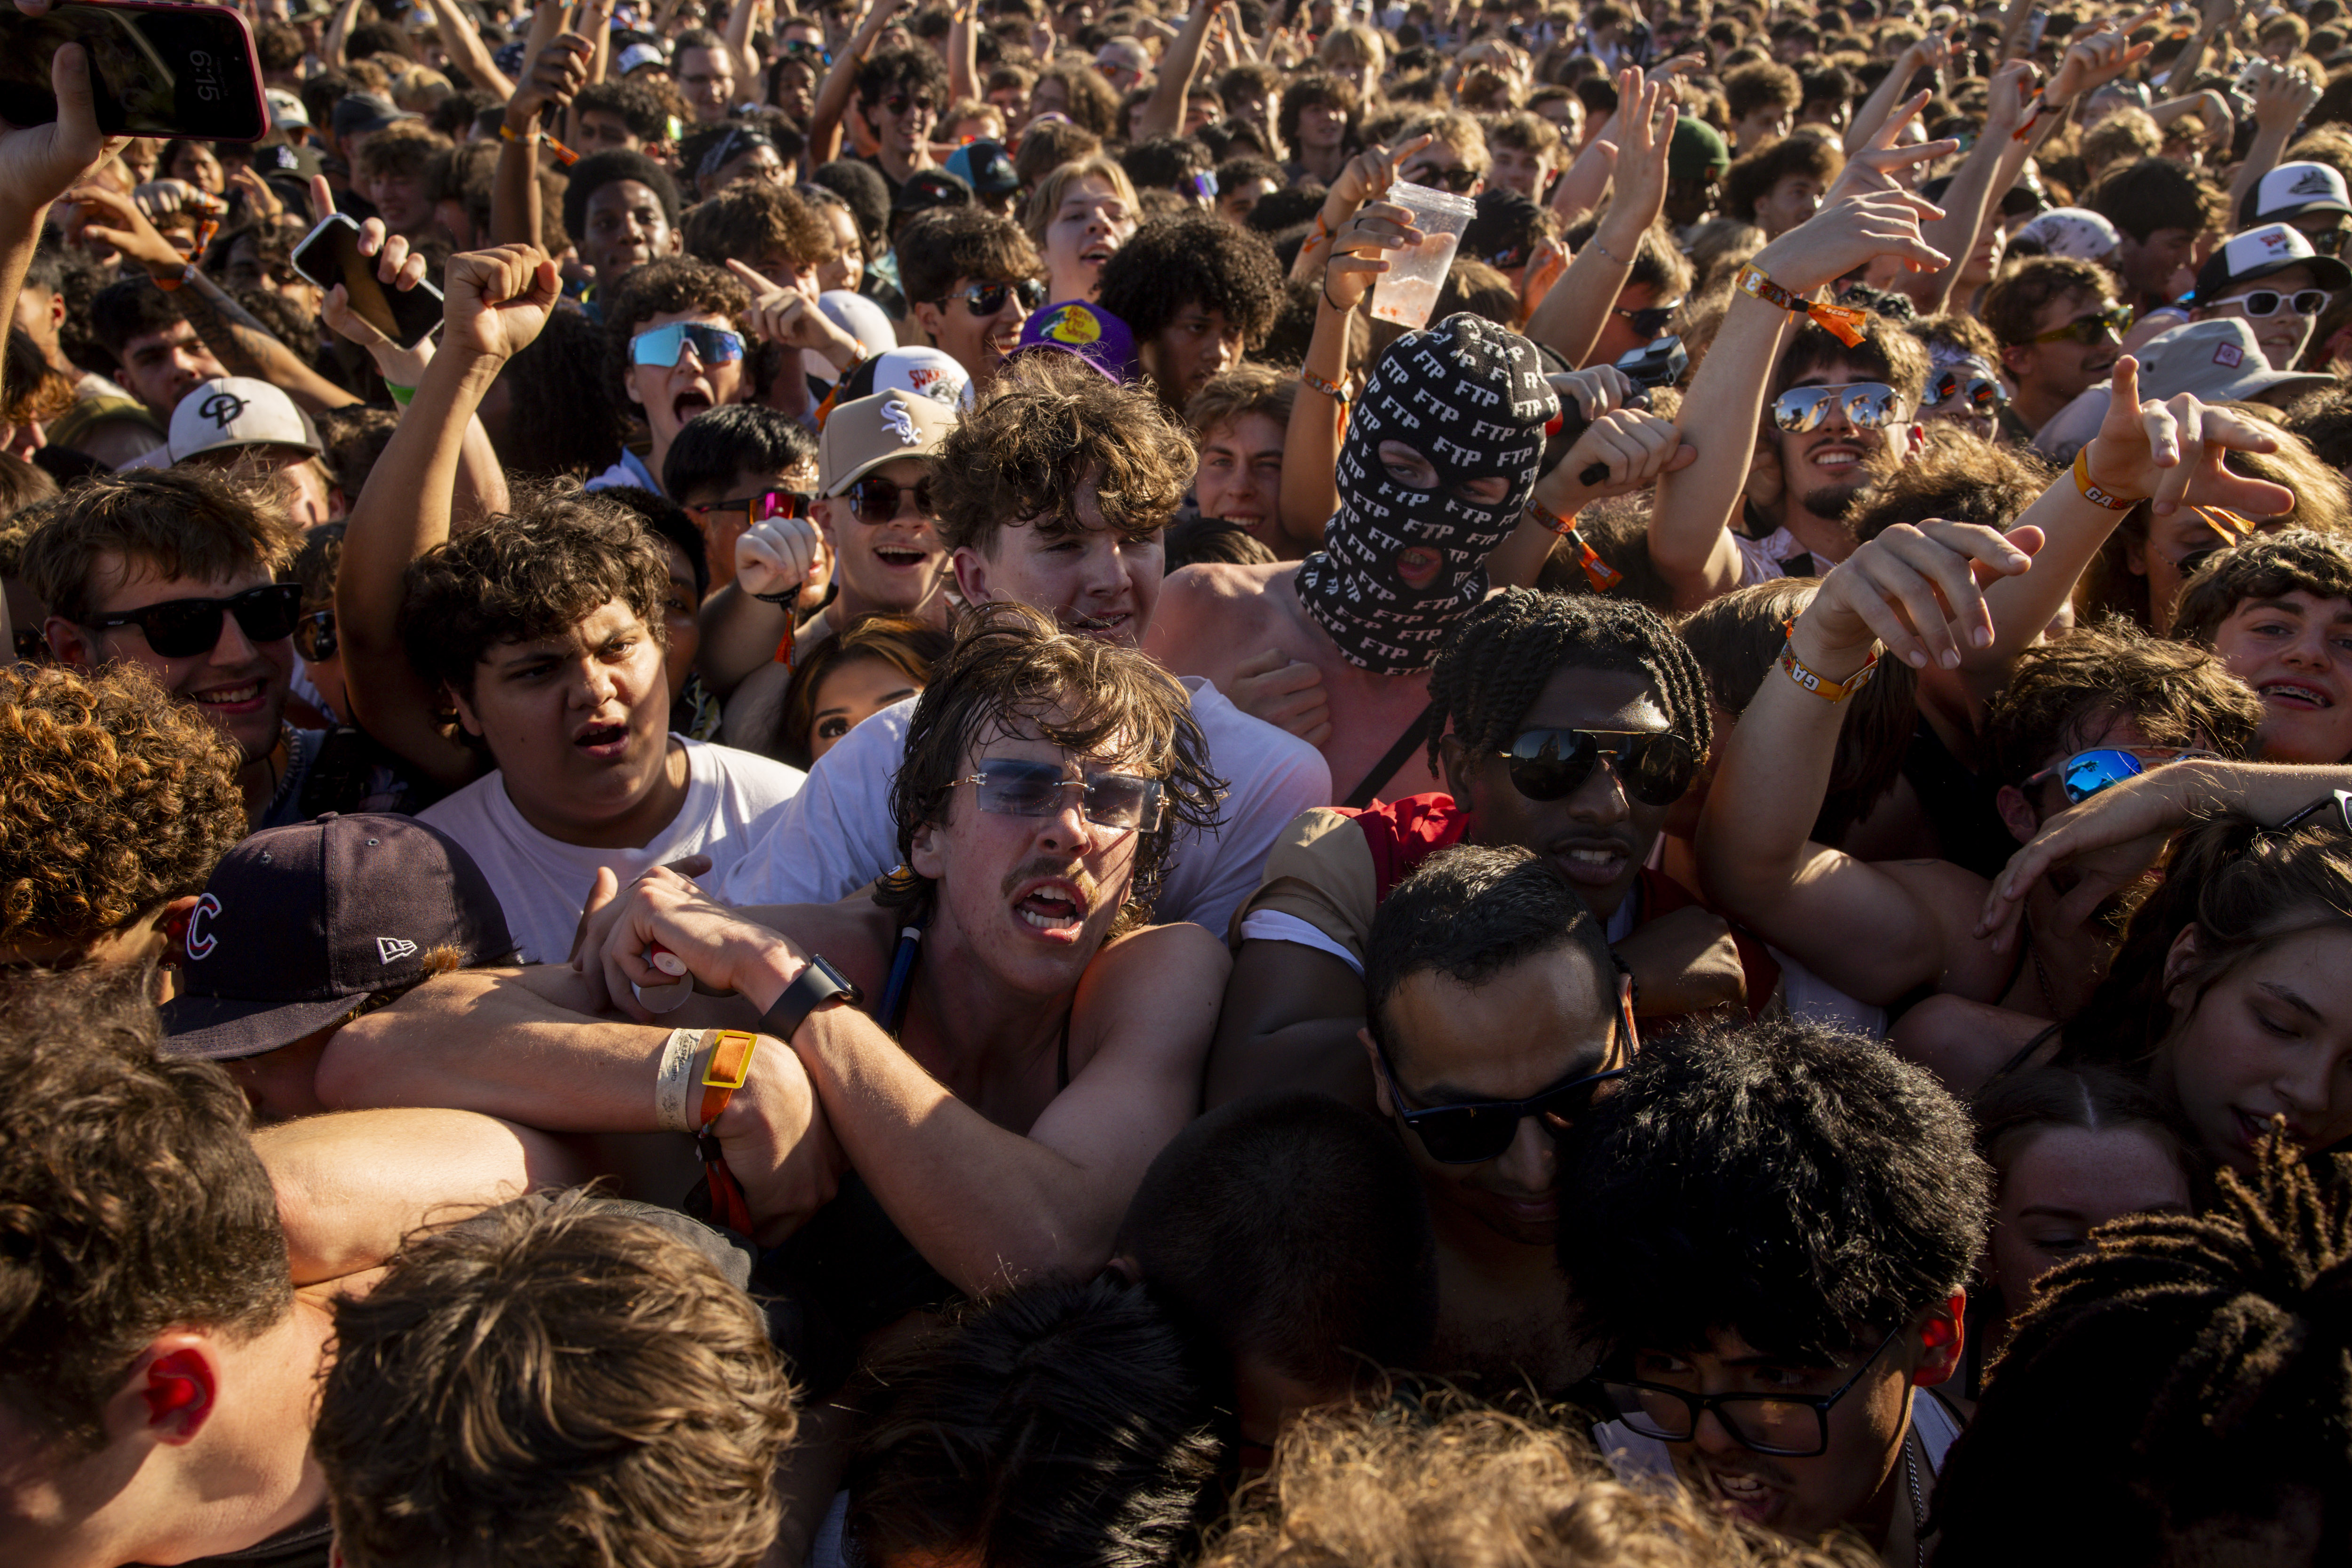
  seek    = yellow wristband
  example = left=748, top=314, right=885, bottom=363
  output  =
left=1779, top=628, right=1879, bottom=703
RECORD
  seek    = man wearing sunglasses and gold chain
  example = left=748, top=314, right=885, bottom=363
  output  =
left=1360, top=842, right=1634, bottom=1393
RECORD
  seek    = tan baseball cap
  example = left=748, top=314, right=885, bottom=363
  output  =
left=818, top=389, right=957, bottom=495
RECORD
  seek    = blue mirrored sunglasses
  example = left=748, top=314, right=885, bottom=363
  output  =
left=2026, top=746, right=2212, bottom=805
left=630, top=321, right=746, bottom=369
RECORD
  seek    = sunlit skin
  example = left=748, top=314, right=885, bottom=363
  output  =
left=581, top=178, right=680, bottom=284
left=699, top=143, right=787, bottom=201
left=2125, top=504, right=2283, bottom=636
left=364, top=169, right=437, bottom=239
left=574, top=108, right=643, bottom=153
left=1730, top=103, right=1793, bottom=153
left=954, top=490, right=1163, bottom=648
left=1042, top=175, right=1134, bottom=303
left=1753, top=173, right=1823, bottom=239
left=446, top=599, right=691, bottom=850
left=2195, top=261, right=2325, bottom=371
left=814, top=203, right=865, bottom=291
left=1590, top=282, right=1675, bottom=366
left=622, top=309, right=747, bottom=485
left=1192, top=413, right=1284, bottom=535
left=911, top=273, right=1031, bottom=387
left=44, top=559, right=292, bottom=793
left=1398, top=140, right=1484, bottom=197
left=807, top=653, right=921, bottom=762
left=114, top=321, right=227, bottom=420
left=676, top=45, right=737, bottom=123
left=1217, top=173, right=1279, bottom=227
left=2208, top=589, right=2352, bottom=762
left=1767, top=355, right=1923, bottom=560
left=815, top=454, right=949, bottom=621
left=1487, top=143, right=1556, bottom=201
left=2153, top=923, right=2352, bottom=1174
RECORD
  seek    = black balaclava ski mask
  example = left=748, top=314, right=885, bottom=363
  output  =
left=1296, top=313, right=1558, bottom=675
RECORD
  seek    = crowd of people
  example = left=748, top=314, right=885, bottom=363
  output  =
left=7, top=0, right=2352, bottom=1562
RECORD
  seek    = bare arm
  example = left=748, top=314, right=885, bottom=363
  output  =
left=2230, top=61, right=2320, bottom=221
left=1134, top=0, right=1224, bottom=143
left=339, top=247, right=561, bottom=789
left=1845, top=35, right=1935, bottom=156
left=324, top=0, right=363, bottom=68
left=947, top=0, right=979, bottom=103
left=1206, top=940, right=1376, bottom=1112
left=256, top=1108, right=588, bottom=1287
left=2160, top=0, right=2233, bottom=94
left=1899, top=61, right=2036, bottom=315
left=808, top=0, right=905, bottom=168
left=497, top=35, right=592, bottom=250
left=0, top=39, right=112, bottom=412
left=419, top=0, right=516, bottom=97
left=1696, top=520, right=2036, bottom=1004
left=723, top=0, right=766, bottom=92
left=1527, top=72, right=1671, bottom=370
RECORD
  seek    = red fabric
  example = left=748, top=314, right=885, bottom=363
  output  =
left=1340, top=793, right=1780, bottom=1017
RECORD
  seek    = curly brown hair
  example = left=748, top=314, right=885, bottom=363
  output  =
left=0, top=663, right=246, bottom=950
left=2170, top=529, right=2352, bottom=646
left=315, top=1191, right=796, bottom=1568
left=0, top=964, right=290, bottom=1451
left=397, top=486, right=671, bottom=701
left=17, top=468, right=299, bottom=627
left=1850, top=430, right=2053, bottom=541
left=598, top=256, right=755, bottom=405
left=679, top=181, right=838, bottom=273
left=1985, top=618, right=2266, bottom=787
left=883, top=602, right=1224, bottom=934
left=1199, top=1394, right=1872, bottom=1568
left=933, top=350, right=1195, bottom=556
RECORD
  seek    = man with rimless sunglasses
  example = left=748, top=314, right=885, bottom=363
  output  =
left=1359, top=844, right=1634, bottom=1392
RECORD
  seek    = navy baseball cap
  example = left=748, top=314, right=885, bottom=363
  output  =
left=159, top=814, right=515, bottom=1060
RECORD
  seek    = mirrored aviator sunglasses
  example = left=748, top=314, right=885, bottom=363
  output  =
left=630, top=321, right=746, bottom=369
left=1502, top=728, right=1697, bottom=808
left=1770, top=382, right=1901, bottom=434
left=1930, top=369, right=2007, bottom=411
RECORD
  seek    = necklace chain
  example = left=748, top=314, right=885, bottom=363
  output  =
left=1902, top=1435, right=1926, bottom=1568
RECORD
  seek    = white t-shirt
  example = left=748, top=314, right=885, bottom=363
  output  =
left=721, top=677, right=1333, bottom=935
left=421, top=737, right=807, bottom=964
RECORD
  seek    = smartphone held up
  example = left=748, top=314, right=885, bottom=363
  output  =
left=0, top=0, right=267, bottom=141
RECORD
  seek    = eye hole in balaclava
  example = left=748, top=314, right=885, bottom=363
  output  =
left=1296, top=313, right=1559, bottom=676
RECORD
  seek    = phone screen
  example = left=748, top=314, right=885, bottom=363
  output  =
left=291, top=215, right=445, bottom=350
left=0, top=2, right=265, bottom=140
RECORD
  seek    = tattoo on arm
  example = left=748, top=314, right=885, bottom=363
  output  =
left=172, top=270, right=293, bottom=382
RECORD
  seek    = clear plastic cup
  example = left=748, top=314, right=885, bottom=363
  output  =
left=1370, top=179, right=1477, bottom=331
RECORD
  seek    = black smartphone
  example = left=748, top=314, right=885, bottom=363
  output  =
left=0, top=0, right=266, bottom=141
left=291, top=213, right=445, bottom=350
left=1615, top=334, right=1689, bottom=392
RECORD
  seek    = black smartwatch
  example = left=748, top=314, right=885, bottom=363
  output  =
left=758, top=952, right=862, bottom=1042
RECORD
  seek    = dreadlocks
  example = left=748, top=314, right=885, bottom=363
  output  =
left=1931, top=1131, right=2352, bottom=1565
left=1425, top=589, right=1713, bottom=777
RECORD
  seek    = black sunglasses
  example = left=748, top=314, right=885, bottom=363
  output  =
left=1407, top=163, right=1481, bottom=192
left=2306, top=226, right=2349, bottom=256
left=1501, top=728, right=1697, bottom=808
left=883, top=91, right=937, bottom=116
left=848, top=474, right=938, bottom=520
left=942, top=278, right=1045, bottom=316
left=1597, top=1326, right=1904, bottom=1457
left=1371, top=979, right=1637, bottom=1165
left=292, top=608, right=337, bottom=663
left=1613, top=299, right=1682, bottom=338
left=83, top=583, right=303, bottom=659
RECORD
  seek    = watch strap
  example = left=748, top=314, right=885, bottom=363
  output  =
left=756, top=952, right=862, bottom=1048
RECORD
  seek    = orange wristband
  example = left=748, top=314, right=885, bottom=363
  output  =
left=694, top=1029, right=760, bottom=1132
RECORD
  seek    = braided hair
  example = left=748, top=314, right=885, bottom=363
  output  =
left=1931, top=1132, right=2352, bottom=1565
left=1424, top=589, right=1713, bottom=780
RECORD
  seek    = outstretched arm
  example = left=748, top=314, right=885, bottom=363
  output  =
left=1696, top=519, right=2038, bottom=1004
left=1526, top=71, right=1672, bottom=371
left=338, top=247, right=558, bottom=788
left=808, top=0, right=905, bottom=167
left=1135, top=0, right=1225, bottom=142
left=2230, top=60, right=2320, bottom=221
left=496, top=33, right=591, bottom=250
left=0, top=27, right=116, bottom=414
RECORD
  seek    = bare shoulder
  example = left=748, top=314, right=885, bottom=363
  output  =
left=1876, top=857, right=2023, bottom=997
left=1160, top=560, right=1300, bottom=627
left=1073, top=922, right=1232, bottom=1040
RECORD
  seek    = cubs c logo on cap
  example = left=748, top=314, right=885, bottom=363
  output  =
left=1044, top=304, right=1101, bottom=345
left=184, top=893, right=223, bottom=960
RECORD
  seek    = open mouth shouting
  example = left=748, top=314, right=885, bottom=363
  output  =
left=1697, top=1462, right=1784, bottom=1525
left=872, top=541, right=935, bottom=572
left=670, top=387, right=715, bottom=427
left=574, top=717, right=633, bottom=760
left=1008, top=874, right=1095, bottom=940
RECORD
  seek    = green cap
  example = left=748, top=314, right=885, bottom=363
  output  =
left=1669, top=116, right=1731, bottom=182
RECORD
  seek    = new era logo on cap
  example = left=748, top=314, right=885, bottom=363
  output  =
left=376, top=937, right=419, bottom=963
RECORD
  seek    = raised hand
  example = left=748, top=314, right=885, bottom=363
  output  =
left=725, top=256, right=860, bottom=359
left=2248, top=59, right=2321, bottom=135
left=1824, top=91, right=1958, bottom=208
left=2046, top=8, right=2161, bottom=103
left=1324, top=199, right=1419, bottom=313
left=441, top=244, right=560, bottom=362
left=1974, top=762, right=2214, bottom=951
left=1606, top=70, right=1677, bottom=235
left=596, top=864, right=808, bottom=1025
left=2078, top=357, right=2298, bottom=518
left=320, top=223, right=438, bottom=383
left=62, top=182, right=185, bottom=279
left=735, top=512, right=827, bottom=603
left=1796, top=518, right=2041, bottom=670
left=1751, top=186, right=1949, bottom=294
left=505, top=32, right=592, bottom=133
left=1533, top=366, right=1695, bottom=517
left=1332, top=130, right=1434, bottom=210
left=0, top=35, right=118, bottom=224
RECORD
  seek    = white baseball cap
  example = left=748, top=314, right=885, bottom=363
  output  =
left=2015, top=206, right=2122, bottom=263
left=2240, top=160, right=2352, bottom=228
left=617, top=41, right=668, bottom=75
left=2191, top=221, right=2352, bottom=300
left=167, top=377, right=320, bottom=464
left=265, top=88, right=310, bottom=130
left=818, top=289, right=898, bottom=360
